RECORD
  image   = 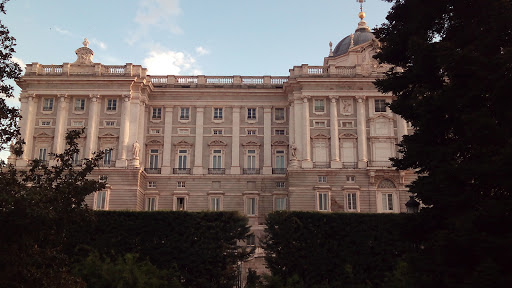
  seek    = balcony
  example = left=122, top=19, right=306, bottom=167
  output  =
left=313, top=162, right=330, bottom=168
left=369, top=161, right=393, bottom=168
left=173, top=168, right=191, bottom=174
left=99, top=161, right=115, bottom=168
left=208, top=168, right=226, bottom=175
left=272, top=168, right=287, bottom=174
left=144, top=168, right=162, bottom=174
left=243, top=168, right=260, bottom=175
left=342, top=162, right=357, bottom=169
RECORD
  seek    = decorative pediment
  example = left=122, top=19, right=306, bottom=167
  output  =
left=272, top=140, right=289, bottom=146
left=34, top=131, right=53, bottom=138
left=147, top=139, right=163, bottom=145
left=242, top=141, right=260, bottom=147
left=370, top=114, right=394, bottom=121
left=174, top=140, right=193, bottom=147
left=339, top=133, right=357, bottom=139
left=99, top=132, right=118, bottom=138
left=311, top=133, right=330, bottom=139
left=208, top=140, right=227, bottom=146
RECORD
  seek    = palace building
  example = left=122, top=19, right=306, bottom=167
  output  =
left=12, top=6, right=415, bottom=277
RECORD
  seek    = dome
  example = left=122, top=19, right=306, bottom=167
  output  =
left=331, top=20, right=375, bottom=57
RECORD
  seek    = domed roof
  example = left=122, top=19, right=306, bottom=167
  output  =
left=331, top=18, right=375, bottom=57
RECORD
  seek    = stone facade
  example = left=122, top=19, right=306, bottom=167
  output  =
left=13, top=15, right=415, bottom=282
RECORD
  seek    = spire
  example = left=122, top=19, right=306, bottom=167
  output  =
left=356, top=0, right=370, bottom=32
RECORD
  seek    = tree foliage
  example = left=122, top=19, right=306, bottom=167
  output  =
left=0, top=0, right=22, bottom=151
left=374, top=0, right=512, bottom=286
left=0, top=130, right=105, bottom=288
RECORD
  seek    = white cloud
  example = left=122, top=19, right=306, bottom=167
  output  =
left=11, top=57, right=25, bottom=73
left=54, top=26, right=72, bottom=36
left=143, top=48, right=202, bottom=75
left=195, top=46, right=210, bottom=56
left=90, top=38, right=107, bottom=50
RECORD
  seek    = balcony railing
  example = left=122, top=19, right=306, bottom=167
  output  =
left=208, top=168, right=226, bottom=175
left=342, top=162, right=357, bottom=169
left=313, top=162, right=331, bottom=168
left=173, top=168, right=191, bottom=174
left=243, top=168, right=260, bottom=175
left=369, top=161, right=393, bottom=168
left=272, top=168, right=287, bottom=174
left=144, top=168, right=162, bottom=174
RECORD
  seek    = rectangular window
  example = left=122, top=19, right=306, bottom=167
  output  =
left=246, top=197, right=257, bottom=216
left=275, top=150, right=285, bottom=169
left=275, top=129, right=285, bottom=135
left=152, top=107, right=162, bottom=120
left=43, top=98, right=54, bottom=111
left=314, top=121, right=326, bottom=128
left=178, top=150, right=188, bottom=169
left=341, top=121, right=354, bottom=128
left=213, top=108, right=223, bottom=120
left=72, top=152, right=80, bottom=166
left=247, top=150, right=256, bottom=169
left=95, top=191, right=108, bottom=210
left=177, top=181, right=186, bottom=188
left=210, top=196, right=222, bottom=211
left=176, top=197, right=186, bottom=211
left=212, top=149, right=223, bottom=169
left=314, top=99, right=325, bottom=113
left=72, top=120, right=84, bottom=127
left=150, top=128, right=161, bottom=134
left=40, top=120, right=51, bottom=126
left=246, top=234, right=256, bottom=246
left=318, top=192, right=329, bottom=211
left=74, top=98, right=85, bottom=111
left=146, top=197, right=157, bottom=211
left=247, top=108, right=257, bottom=120
left=247, top=129, right=257, bottom=135
left=38, top=148, right=47, bottom=161
left=105, top=120, right=116, bottom=127
left=346, top=175, right=356, bottom=183
left=275, top=197, right=287, bottom=211
left=347, top=193, right=357, bottom=211
left=99, top=175, right=108, bottom=182
left=276, top=181, right=286, bottom=188
left=382, top=193, right=394, bottom=211
left=213, top=129, right=223, bottom=135
left=274, top=108, right=285, bottom=121
left=375, top=99, right=387, bottom=112
left=149, top=149, right=159, bottom=169
left=318, top=176, right=327, bottom=183
left=148, top=181, right=157, bottom=188
left=106, top=99, right=117, bottom=111
left=178, top=128, right=190, bottom=135
left=180, top=107, right=190, bottom=120
left=103, top=149, right=112, bottom=165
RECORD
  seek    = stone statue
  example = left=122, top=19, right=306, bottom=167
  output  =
left=290, top=143, right=297, bottom=159
left=341, top=99, right=353, bottom=114
left=132, top=141, right=140, bottom=159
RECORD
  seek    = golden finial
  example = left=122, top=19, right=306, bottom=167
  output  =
left=357, top=0, right=366, bottom=20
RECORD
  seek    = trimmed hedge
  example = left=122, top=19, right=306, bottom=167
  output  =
left=66, top=211, right=251, bottom=288
left=263, top=211, right=421, bottom=288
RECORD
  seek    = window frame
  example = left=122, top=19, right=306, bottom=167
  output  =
left=246, top=129, right=257, bottom=135
left=274, top=129, right=286, bottom=135
left=246, top=107, right=257, bottom=122
left=174, top=196, right=188, bottom=211
left=179, top=107, right=191, bottom=122
left=274, top=196, right=287, bottom=211
left=145, top=196, right=158, bottom=211
left=151, top=107, right=162, bottom=121
left=39, top=119, right=52, bottom=127
left=105, top=98, right=118, bottom=113
left=94, top=190, right=109, bottom=210
left=317, top=191, right=330, bottom=211
left=213, top=107, right=224, bottom=122
left=245, top=196, right=258, bottom=216
left=318, top=176, right=327, bottom=183
left=345, top=191, right=359, bottom=212
left=42, top=97, right=54, bottom=112
left=314, top=99, right=326, bottom=114
left=148, top=181, right=157, bottom=188
left=374, top=99, right=387, bottom=113
left=209, top=195, right=223, bottom=211
left=274, top=107, right=286, bottom=122
left=177, top=181, right=186, bottom=188
left=74, top=98, right=86, bottom=113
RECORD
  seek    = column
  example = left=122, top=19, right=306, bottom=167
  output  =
left=293, top=97, right=303, bottom=161
left=116, top=94, right=131, bottom=167
left=288, top=101, right=295, bottom=151
left=329, top=96, right=342, bottom=168
left=193, top=107, right=204, bottom=174
left=137, top=101, right=146, bottom=166
left=356, top=95, right=368, bottom=168
left=85, top=94, right=100, bottom=159
left=161, top=106, right=173, bottom=174
left=231, top=106, right=241, bottom=174
left=263, top=107, right=272, bottom=174
left=396, top=115, right=408, bottom=159
left=127, top=95, right=141, bottom=167
left=53, top=94, right=69, bottom=154
left=301, top=96, right=312, bottom=168
left=19, top=94, right=37, bottom=163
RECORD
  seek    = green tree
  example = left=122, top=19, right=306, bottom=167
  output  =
left=0, top=0, right=22, bottom=151
left=374, top=0, right=512, bottom=286
left=0, top=130, right=105, bottom=287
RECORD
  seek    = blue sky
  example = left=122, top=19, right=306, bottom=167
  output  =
left=1, top=0, right=392, bottom=159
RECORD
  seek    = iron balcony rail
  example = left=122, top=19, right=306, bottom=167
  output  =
left=173, top=168, right=191, bottom=174
left=243, top=168, right=260, bottom=175
left=208, top=168, right=226, bottom=174
left=272, top=168, right=287, bottom=174
left=144, top=168, right=162, bottom=174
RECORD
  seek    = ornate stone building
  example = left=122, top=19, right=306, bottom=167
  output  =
left=12, top=9, right=415, bottom=279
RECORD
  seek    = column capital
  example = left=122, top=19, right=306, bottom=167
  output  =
left=26, top=93, right=36, bottom=101
left=301, top=96, right=310, bottom=102
left=122, top=93, right=132, bottom=101
left=89, top=94, right=100, bottom=101
left=355, top=95, right=366, bottom=103
left=329, top=95, right=339, bottom=102
left=263, top=107, right=272, bottom=112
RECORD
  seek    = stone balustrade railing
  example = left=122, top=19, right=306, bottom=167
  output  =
left=24, top=63, right=147, bottom=78
left=148, top=75, right=289, bottom=87
left=289, top=64, right=357, bottom=77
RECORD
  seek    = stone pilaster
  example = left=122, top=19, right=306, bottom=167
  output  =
left=329, top=95, right=342, bottom=168
left=19, top=94, right=37, bottom=163
left=161, top=106, right=173, bottom=174
left=116, top=94, right=131, bottom=167
left=356, top=95, right=368, bottom=168
left=301, top=96, right=313, bottom=168
left=193, top=107, right=204, bottom=174
left=293, top=98, right=303, bottom=161
left=53, top=94, right=69, bottom=154
left=231, top=106, right=241, bottom=174
left=85, top=94, right=100, bottom=159
left=263, top=107, right=272, bottom=174
left=127, top=95, right=141, bottom=168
